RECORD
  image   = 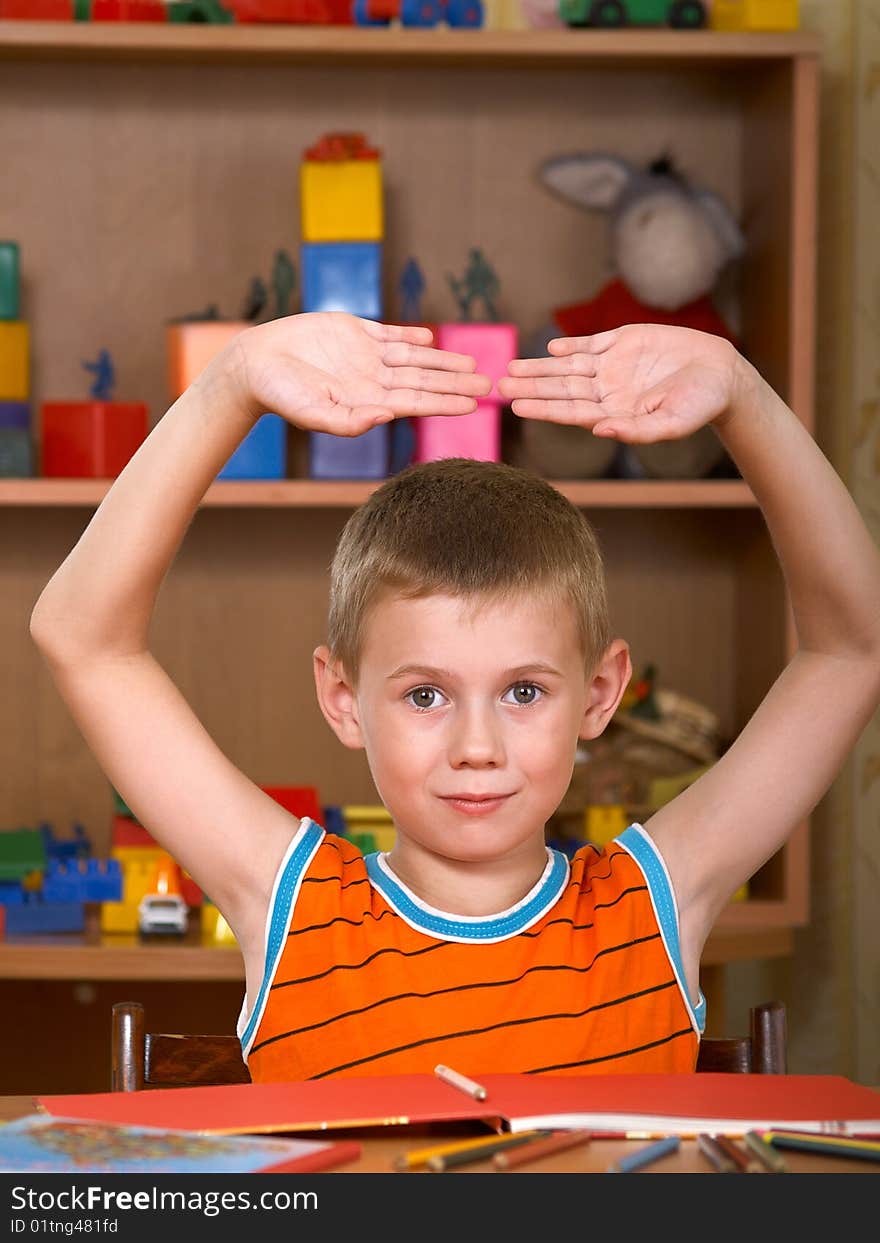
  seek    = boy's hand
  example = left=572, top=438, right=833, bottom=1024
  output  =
left=227, top=312, right=491, bottom=436
left=498, top=323, right=745, bottom=443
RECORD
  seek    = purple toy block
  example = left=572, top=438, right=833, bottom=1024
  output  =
left=309, top=423, right=389, bottom=480
left=5, top=898, right=85, bottom=934
left=437, top=322, right=518, bottom=403
left=413, top=398, right=500, bottom=465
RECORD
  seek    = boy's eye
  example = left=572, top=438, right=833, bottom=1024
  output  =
left=407, top=686, right=445, bottom=711
left=505, top=682, right=543, bottom=706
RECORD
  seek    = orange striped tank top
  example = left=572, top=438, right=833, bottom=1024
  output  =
left=238, top=819, right=705, bottom=1082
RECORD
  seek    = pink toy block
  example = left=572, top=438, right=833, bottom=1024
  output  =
left=436, top=321, right=518, bottom=403
left=413, top=398, right=500, bottom=465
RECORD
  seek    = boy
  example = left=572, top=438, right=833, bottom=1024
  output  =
left=30, top=314, right=880, bottom=1082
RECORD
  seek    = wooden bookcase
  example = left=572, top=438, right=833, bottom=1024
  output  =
left=0, top=25, right=818, bottom=1059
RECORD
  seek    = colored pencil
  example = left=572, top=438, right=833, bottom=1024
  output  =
left=427, top=1130, right=552, bottom=1171
left=696, top=1133, right=737, bottom=1173
left=607, top=1135, right=680, bottom=1173
left=743, top=1130, right=788, bottom=1173
left=712, top=1133, right=762, bottom=1173
left=493, top=1129, right=592, bottom=1170
left=393, top=1130, right=544, bottom=1171
left=763, top=1130, right=880, bottom=1164
left=433, top=1064, right=488, bottom=1101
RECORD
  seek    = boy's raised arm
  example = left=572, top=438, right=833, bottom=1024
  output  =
left=500, top=325, right=880, bottom=952
left=30, top=313, right=489, bottom=939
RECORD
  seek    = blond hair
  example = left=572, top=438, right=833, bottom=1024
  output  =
left=327, top=458, right=610, bottom=685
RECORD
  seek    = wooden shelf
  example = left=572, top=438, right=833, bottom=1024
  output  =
left=0, top=921, right=793, bottom=980
left=0, top=23, right=821, bottom=67
left=0, top=477, right=756, bottom=509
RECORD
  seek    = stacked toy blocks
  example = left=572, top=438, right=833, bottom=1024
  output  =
left=0, top=241, right=33, bottom=478
left=101, top=798, right=201, bottom=933
left=166, top=318, right=287, bottom=480
left=413, top=319, right=517, bottom=464
left=300, top=133, right=388, bottom=479
left=0, top=823, right=122, bottom=935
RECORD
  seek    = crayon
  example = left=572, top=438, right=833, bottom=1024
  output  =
left=743, top=1130, right=788, bottom=1173
left=428, top=1130, right=551, bottom=1171
left=393, top=1130, right=543, bottom=1171
left=712, top=1133, right=762, bottom=1173
left=764, top=1130, right=880, bottom=1164
left=433, top=1063, right=488, bottom=1101
left=696, top=1133, right=737, bottom=1173
left=493, top=1129, right=592, bottom=1170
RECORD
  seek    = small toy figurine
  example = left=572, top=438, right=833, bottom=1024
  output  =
left=271, top=249, right=297, bottom=318
left=81, top=349, right=114, bottom=402
left=241, top=275, right=268, bottom=322
left=399, top=257, right=425, bottom=323
left=447, top=248, right=500, bottom=322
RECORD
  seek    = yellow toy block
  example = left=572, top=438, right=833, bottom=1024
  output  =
left=300, top=160, right=383, bottom=243
left=100, top=845, right=163, bottom=934
left=343, top=805, right=396, bottom=854
left=201, top=901, right=238, bottom=946
left=166, top=321, right=248, bottom=401
left=710, top=1, right=799, bottom=31
left=584, top=804, right=629, bottom=847
left=0, top=321, right=29, bottom=400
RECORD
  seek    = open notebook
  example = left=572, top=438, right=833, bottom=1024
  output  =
left=38, top=1073, right=880, bottom=1140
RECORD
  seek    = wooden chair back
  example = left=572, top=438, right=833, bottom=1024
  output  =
left=112, top=998, right=787, bottom=1090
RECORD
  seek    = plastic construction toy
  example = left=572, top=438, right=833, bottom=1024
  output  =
left=710, top=0, right=799, bottom=30
left=447, top=248, right=501, bottom=323
left=559, top=0, right=706, bottom=26
left=43, top=858, right=123, bottom=903
left=0, top=829, right=48, bottom=884
left=39, top=821, right=91, bottom=862
left=353, top=0, right=483, bottom=27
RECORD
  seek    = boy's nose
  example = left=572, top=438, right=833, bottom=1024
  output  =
left=447, top=704, right=507, bottom=768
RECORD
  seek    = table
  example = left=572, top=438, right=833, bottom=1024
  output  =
left=1, top=1097, right=877, bottom=1174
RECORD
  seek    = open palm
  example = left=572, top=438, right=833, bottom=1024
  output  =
left=498, top=323, right=740, bottom=443
left=235, top=312, right=490, bottom=437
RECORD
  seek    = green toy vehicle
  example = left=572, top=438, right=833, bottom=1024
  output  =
left=559, top=0, right=707, bottom=27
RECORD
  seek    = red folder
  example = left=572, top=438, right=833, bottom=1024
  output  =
left=38, top=1073, right=880, bottom=1140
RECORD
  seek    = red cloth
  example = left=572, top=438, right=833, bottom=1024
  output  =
left=553, top=278, right=738, bottom=345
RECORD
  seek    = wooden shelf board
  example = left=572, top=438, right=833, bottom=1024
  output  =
left=0, top=477, right=757, bottom=509
left=0, top=23, right=821, bottom=67
left=0, top=917, right=792, bottom=979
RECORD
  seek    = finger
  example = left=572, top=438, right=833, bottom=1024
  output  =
left=509, top=398, right=609, bottom=427
left=389, top=390, right=479, bottom=417
left=505, top=353, right=598, bottom=379
left=386, top=365, right=492, bottom=398
left=383, top=341, right=478, bottom=373
left=369, top=321, right=435, bottom=347
left=547, top=329, right=620, bottom=357
left=299, top=404, right=394, bottom=437
left=592, top=412, right=693, bottom=443
left=498, top=373, right=599, bottom=401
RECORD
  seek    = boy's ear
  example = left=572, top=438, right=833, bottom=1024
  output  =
left=578, top=639, right=632, bottom=741
left=313, top=645, right=365, bottom=751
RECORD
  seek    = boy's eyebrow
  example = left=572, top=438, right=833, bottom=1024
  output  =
left=386, top=662, right=566, bottom=682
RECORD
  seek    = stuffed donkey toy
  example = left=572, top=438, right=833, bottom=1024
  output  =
left=516, top=153, right=745, bottom=480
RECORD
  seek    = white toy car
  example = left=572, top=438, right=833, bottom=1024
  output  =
left=138, top=893, right=189, bottom=937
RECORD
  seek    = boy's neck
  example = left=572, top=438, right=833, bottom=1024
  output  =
left=383, top=836, right=551, bottom=918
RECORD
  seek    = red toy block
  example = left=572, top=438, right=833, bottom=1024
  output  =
left=91, top=0, right=166, bottom=17
left=232, top=0, right=351, bottom=20
left=111, top=814, right=156, bottom=848
left=262, top=785, right=323, bottom=825
left=41, top=401, right=148, bottom=479
left=0, top=0, right=73, bottom=16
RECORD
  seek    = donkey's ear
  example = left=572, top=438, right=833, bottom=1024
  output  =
left=693, top=188, right=746, bottom=261
left=539, top=153, right=634, bottom=211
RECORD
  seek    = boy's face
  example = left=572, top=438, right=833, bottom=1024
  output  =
left=315, top=591, right=629, bottom=867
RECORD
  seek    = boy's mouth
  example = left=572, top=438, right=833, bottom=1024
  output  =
left=440, top=793, right=513, bottom=816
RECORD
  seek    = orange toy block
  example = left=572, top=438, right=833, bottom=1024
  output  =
left=166, top=322, right=248, bottom=401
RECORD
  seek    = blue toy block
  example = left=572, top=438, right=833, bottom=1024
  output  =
left=39, top=821, right=91, bottom=862
left=301, top=242, right=382, bottom=320
left=43, top=858, right=123, bottom=903
left=5, top=897, right=85, bottom=934
left=0, top=882, right=25, bottom=906
left=217, top=412, right=287, bottom=481
left=308, top=424, right=389, bottom=480
left=322, top=805, right=346, bottom=836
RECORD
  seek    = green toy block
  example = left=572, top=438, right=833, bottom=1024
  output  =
left=0, top=828, right=48, bottom=884
left=0, top=243, right=20, bottom=321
